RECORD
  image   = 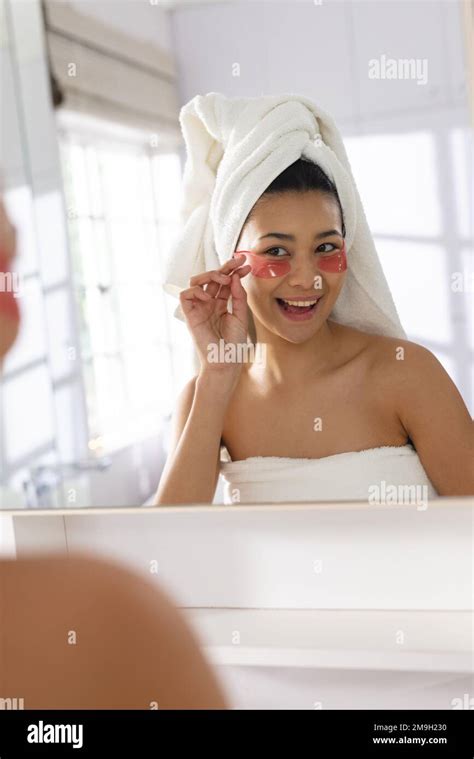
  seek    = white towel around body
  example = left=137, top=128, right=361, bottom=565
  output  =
left=219, top=444, right=438, bottom=505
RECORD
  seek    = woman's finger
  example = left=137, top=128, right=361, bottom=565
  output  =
left=189, top=259, right=251, bottom=297
left=203, top=279, right=225, bottom=299
left=207, top=262, right=251, bottom=296
left=231, top=262, right=252, bottom=278
left=190, top=270, right=232, bottom=288
left=217, top=253, right=247, bottom=273
left=229, top=271, right=248, bottom=323
left=200, top=253, right=249, bottom=279
left=179, top=286, right=213, bottom=308
left=214, top=283, right=231, bottom=302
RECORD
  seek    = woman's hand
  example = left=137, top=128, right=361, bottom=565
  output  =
left=179, top=254, right=251, bottom=374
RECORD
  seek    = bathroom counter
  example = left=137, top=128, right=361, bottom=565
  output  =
left=3, top=497, right=472, bottom=610
left=184, top=607, right=473, bottom=673
left=2, top=498, right=472, bottom=708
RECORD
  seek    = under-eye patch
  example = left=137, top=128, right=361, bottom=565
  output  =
left=233, top=241, right=347, bottom=277
left=317, top=241, right=347, bottom=273
left=233, top=250, right=291, bottom=278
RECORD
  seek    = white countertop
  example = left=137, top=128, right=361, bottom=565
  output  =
left=185, top=608, right=473, bottom=673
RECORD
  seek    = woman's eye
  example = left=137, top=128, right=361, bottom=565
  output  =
left=262, top=243, right=340, bottom=257
left=317, top=243, right=338, bottom=255
left=264, top=247, right=287, bottom=257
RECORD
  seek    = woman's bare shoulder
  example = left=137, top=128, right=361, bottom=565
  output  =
left=330, top=321, right=428, bottom=361
left=328, top=321, right=438, bottom=382
left=363, top=332, right=436, bottom=375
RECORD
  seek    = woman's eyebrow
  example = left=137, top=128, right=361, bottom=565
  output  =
left=258, top=229, right=342, bottom=241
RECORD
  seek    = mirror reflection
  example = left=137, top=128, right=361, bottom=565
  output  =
left=0, top=0, right=472, bottom=509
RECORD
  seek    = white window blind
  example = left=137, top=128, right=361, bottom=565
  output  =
left=59, top=127, right=193, bottom=453
left=43, top=0, right=182, bottom=145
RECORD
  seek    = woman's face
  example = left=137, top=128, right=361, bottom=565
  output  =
left=235, top=190, right=347, bottom=344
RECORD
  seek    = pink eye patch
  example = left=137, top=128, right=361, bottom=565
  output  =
left=234, top=242, right=347, bottom=278
left=317, top=241, right=347, bottom=273
left=234, top=252, right=290, bottom=278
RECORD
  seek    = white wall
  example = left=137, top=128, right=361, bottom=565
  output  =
left=170, top=0, right=467, bottom=123
left=169, top=0, right=473, bottom=412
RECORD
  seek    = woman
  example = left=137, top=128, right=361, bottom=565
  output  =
left=155, top=156, right=473, bottom=505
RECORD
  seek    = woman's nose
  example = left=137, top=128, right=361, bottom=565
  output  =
left=287, top=256, right=320, bottom=289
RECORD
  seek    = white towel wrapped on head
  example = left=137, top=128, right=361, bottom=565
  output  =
left=163, top=91, right=406, bottom=339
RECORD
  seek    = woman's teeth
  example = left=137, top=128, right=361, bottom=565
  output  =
left=276, top=296, right=321, bottom=319
left=281, top=299, right=318, bottom=307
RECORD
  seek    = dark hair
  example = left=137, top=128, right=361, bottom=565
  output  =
left=245, top=158, right=346, bottom=237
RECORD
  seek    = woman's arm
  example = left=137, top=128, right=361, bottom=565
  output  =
left=390, top=341, right=474, bottom=495
left=154, top=369, right=239, bottom=505
left=154, top=256, right=249, bottom=506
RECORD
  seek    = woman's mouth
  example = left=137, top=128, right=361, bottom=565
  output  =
left=275, top=296, right=322, bottom=321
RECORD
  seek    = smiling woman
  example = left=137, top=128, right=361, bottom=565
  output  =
left=234, top=161, right=348, bottom=329
left=154, top=92, right=474, bottom=506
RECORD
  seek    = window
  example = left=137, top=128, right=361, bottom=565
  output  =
left=344, top=128, right=473, bottom=414
left=59, top=123, right=193, bottom=453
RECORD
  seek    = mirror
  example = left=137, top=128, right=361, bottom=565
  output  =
left=0, top=0, right=472, bottom=510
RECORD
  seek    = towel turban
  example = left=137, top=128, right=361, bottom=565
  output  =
left=162, top=91, right=406, bottom=339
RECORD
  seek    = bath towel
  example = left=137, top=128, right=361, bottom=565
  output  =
left=219, top=445, right=438, bottom=504
left=162, top=91, right=406, bottom=339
